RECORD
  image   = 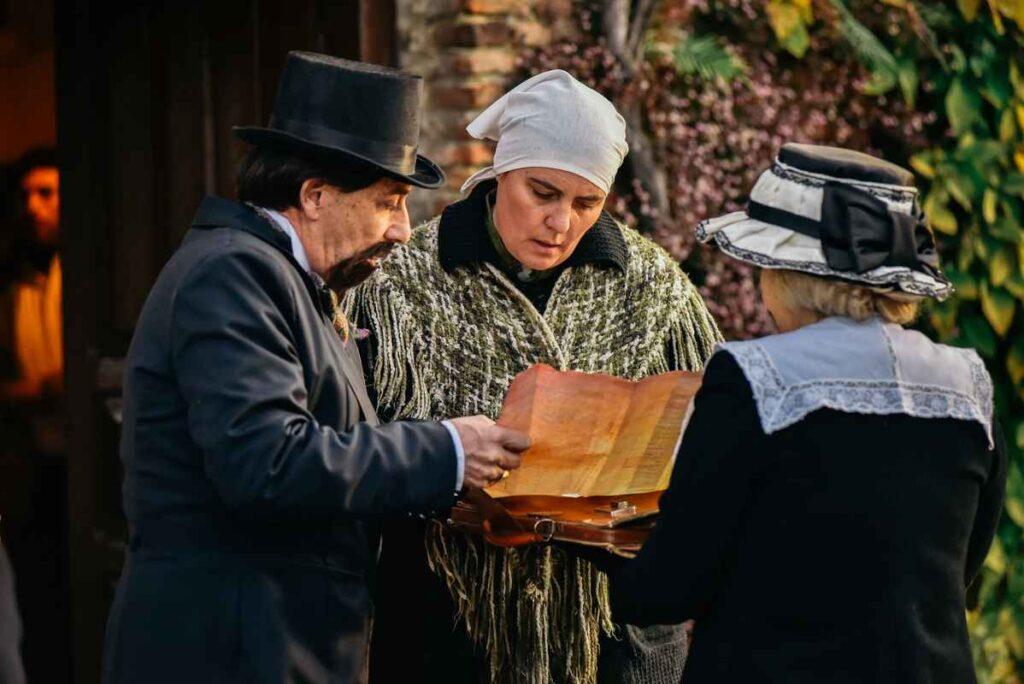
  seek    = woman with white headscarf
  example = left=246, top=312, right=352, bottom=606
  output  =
left=350, top=70, right=721, bottom=683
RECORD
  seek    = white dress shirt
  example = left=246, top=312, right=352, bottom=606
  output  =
left=258, top=207, right=466, bottom=492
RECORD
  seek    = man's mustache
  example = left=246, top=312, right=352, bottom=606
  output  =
left=326, top=242, right=395, bottom=291
left=365, top=242, right=395, bottom=262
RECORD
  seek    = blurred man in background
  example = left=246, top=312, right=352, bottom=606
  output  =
left=0, top=147, right=68, bottom=683
left=1, top=147, right=62, bottom=399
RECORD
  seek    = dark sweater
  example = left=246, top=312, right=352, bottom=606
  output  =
left=605, top=351, right=1005, bottom=683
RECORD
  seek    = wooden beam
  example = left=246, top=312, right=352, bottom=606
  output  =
left=359, top=0, right=395, bottom=66
left=55, top=0, right=107, bottom=679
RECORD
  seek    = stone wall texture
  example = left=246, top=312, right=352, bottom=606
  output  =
left=396, top=0, right=577, bottom=222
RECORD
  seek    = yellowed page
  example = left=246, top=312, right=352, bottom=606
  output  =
left=488, top=365, right=702, bottom=498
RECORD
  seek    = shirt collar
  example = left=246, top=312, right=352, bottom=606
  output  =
left=437, top=180, right=629, bottom=274
left=258, top=207, right=312, bottom=274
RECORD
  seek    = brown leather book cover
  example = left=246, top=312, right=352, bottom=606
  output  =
left=449, top=365, right=702, bottom=552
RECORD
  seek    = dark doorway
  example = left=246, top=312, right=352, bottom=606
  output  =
left=54, top=1, right=393, bottom=680
left=0, top=1, right=66, bottom=683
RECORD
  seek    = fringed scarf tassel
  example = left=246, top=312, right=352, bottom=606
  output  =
left=344, top=282, right=432, bottom=419
left=425, top=522, right=614, bottom=684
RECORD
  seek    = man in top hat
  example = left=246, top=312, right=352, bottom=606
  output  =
left=102, top=52, right=529, bottom=684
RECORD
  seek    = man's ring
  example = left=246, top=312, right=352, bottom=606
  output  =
left=500, top=470, right=510, bottom=480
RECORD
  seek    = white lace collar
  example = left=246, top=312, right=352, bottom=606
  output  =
left=719, top=317, right=994, bottom=448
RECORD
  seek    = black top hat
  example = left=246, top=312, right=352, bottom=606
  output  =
left=234, top=52, right=444, bottom=189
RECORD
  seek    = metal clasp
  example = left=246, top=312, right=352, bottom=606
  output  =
left=533, top=518, right=556, bottom=542
left=595, top=500, right=637, bottom=519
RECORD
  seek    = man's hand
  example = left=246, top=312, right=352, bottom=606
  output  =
left=449, top=415, right=530, bottom=490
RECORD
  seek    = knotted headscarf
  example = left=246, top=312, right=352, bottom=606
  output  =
left=460, top=70, right=629, bottom=195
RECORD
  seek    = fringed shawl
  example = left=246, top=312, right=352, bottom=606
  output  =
left=347, top=216, right=721, bottom=683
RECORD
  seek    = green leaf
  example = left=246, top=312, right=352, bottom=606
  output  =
left=924, top=191, right=958, bottom=234
left=983, top=67, right=1013, bottom=108
left=1005, top=273, right=1024, bottom=298
left=949, top=268, right=980, bottom=299
left=981, top=282, right=1017, bottom=336
left=898, top=59, right=919, bottom=107
left=767, top=0, right=811, bottom=58
left=1000, top=109, right=1018, bottom=143
left=862, top=69, right=898, bottom=96
left=1008, top=338, right=1024, bottom=385
left=990, top=246, right=1016, bottom=285
left=1017, top=421, right=1024, bottom=449
left=671, top=33, right=748, bottom=82
left=975, top=233, right=991, bottom=260
left=986, top=536, right=1008, bottom=574
left=830, top=0, right=898, bottom=92
left=910, top=154, right=937, bottom=179
left=991, top=217, right=1024, bottom=244
left=956, top=139, right=1002, bottom=170
left=949, top=44, right=969, bottom=74
left=1003, top=172, right=1024, bottom=196
left=946, top=171, right=975, bottom=210
left=781, top=23, right=810, bottom=58
left=930, top=299, right=960, bottom=338
left=958, top=0, right=982, bottom=20
left=984, top=188, right=1000, bottom=223
left=997, top=0, right=1024, bottom=29
left=947, top=78, right=982, bottom=134
left=1007, top=495, right=1024, bottom=526
left=794, top=0, right=813, bottom=22
left=957, top=250, right=975, bottom=272
left=963, top=313, right=998, bottom=356
left=918, top=3, right=959, bottom=30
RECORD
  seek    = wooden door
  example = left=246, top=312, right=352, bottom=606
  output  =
left=54, top=0, right=392, bottom=679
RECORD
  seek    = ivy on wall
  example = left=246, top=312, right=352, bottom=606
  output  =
left=765, top=2, right=1024, bottom=679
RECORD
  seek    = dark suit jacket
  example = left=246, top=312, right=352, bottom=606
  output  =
left=102, top=197, right=457, bottom=684
left=605, top=352, right=1005, bottom=683
left=0, top=539, right=25, bottom=684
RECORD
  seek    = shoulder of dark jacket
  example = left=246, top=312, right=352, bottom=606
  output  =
left=186, top=195, right=333, bottom=316
left=702, top=349, right=757, bottom=404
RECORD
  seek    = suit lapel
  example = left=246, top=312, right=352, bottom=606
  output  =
left=337, top=336, right=380, bottom=427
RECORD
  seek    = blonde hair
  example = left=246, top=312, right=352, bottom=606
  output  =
left=762, top=268, right=922, bottom=325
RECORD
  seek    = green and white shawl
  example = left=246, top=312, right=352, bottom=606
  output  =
left=348, top=215, right=721, bottom=683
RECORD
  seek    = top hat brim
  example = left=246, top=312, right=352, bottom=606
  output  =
left=233, top=126, right=446, bottom=189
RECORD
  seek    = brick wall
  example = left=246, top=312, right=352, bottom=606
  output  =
left=396, top=0, right=577, bottom=222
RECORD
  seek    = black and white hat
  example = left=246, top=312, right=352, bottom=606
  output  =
left=696, top=143, right=952, bottom=299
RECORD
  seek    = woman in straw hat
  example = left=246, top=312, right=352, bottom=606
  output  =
left=349, top=70, right=721, bottom=683
left=594, top=143, right=1005, bottom=683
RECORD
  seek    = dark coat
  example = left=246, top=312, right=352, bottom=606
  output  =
left=102, top=197, right=458, bottom=684
left=605, top=351, right=1005, bottom=683
left=0, top=539, right=25, bottom=684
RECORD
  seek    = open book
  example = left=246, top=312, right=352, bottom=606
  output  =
left=487, top=364, right=702, bottom=498
left=447, top=365, right=702, bottom=554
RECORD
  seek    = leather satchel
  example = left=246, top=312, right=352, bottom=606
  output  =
left=446, top=365, right=702, bottom=557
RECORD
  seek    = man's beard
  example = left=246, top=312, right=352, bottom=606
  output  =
left=326, top=242, right=394, bottom=291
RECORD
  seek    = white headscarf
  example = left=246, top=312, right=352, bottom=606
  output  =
left=459, top=70, right=629, bottom=195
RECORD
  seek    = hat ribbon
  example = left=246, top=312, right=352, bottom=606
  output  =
left=271, top=117, right=419, bottom=175
left=747, top=181, right=940, bottom=276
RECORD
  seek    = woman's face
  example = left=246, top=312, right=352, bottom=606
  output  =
left=492, top=168, right=607, bottom=271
